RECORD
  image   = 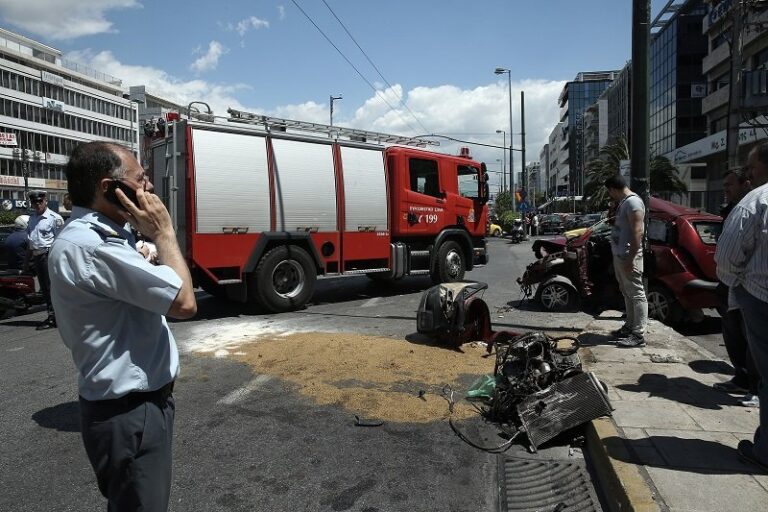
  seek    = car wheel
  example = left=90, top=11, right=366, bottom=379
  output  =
left=252, top=245, right=316, bottom=312
left=431, top=240, right=466, bottom=284
left=493, top=228, right=502, bottom=237
left=647, top=284, right=683, bottom=325
left=537, top=281, right=577, bottom=312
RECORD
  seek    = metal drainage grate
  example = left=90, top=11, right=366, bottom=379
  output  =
left=498, top=457, right=601, bottom=512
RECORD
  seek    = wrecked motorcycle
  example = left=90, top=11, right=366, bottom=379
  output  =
left=416, top=282, right=613, bottom=452
left=0, top=270, right=44, bottom=316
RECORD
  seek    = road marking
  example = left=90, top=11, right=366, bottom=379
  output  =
left=7, top=347, right=23, bottom=352
left=217, top=375, right=273, bottom=405
left=361, top=297, right=382, bottom=308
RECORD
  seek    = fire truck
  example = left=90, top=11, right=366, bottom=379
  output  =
left=147, top=108, right=490, bottom=312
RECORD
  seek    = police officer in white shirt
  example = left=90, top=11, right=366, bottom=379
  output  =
left=49, top=142, right=197, bottom=511
left=716, top=142, right=768, bottom=472
left=26, top=189, right=63, bottom=329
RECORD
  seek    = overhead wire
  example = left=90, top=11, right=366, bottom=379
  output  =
left=319, top=0, right=430, bottom=135
left=289, top=0, right=420, bottom=134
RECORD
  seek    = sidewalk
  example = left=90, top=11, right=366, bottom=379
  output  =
left=581, top=312, right=766, bottom=512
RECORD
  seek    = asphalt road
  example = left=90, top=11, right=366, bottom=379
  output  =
left=0, top=236, right=604, bottom=512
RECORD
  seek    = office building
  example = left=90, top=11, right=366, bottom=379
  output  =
left=558, top=71, right=619, bottom=196
left=0, top=28, right=138, bottom=210
left=649, top=0, right=708, bottom=156
left=666, top=0, right=768, bottom=212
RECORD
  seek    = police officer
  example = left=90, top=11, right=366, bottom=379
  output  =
left=26, top=190, right=63, bottom=329
left=49, top=141, right=196, bottom=511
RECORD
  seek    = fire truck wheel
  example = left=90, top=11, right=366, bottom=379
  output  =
left=431, top=240, right=466, bottom=284
left=253, top=245, right=316, bottom=312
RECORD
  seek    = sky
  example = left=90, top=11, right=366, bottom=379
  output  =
left=0, top=0, right=670, bottom=190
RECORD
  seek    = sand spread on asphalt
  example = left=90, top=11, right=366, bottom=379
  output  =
left=224, top=332, right=496, bottom=423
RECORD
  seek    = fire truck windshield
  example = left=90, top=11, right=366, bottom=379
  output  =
left=457, top=165, right=480, bottom=199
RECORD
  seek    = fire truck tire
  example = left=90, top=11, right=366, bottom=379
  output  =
left=252, top=245, right=316, bottom=312
left=430, top=240, right=466, bottom=284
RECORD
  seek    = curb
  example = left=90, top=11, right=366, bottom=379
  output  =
left=585, top=417, right=662, bottom=512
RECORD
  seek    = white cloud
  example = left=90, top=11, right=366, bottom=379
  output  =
left=66, top=49, right=251, bottom=116
left=228, top=15, right=269, bottom=37
left=190, top=41, right=228, bottom=73
left=346, top=79, right=565, bottom=182
left=277, top=5, right=286, bottom=20
left=0, top=0, right=140, bottom=40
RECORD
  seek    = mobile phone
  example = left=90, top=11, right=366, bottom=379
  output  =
left=105, top=180, right=139, bottom=208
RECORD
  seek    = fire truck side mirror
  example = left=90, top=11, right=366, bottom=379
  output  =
left=479, top=163, right=489, bottom=203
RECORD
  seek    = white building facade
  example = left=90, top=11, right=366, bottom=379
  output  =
left=0, top=28, right=137, bottom=211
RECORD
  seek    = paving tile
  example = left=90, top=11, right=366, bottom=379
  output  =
left=645, top=467, right=768, bottom=512
left=752, top=474, right=768, bottom=493
left=588, top=345, right=650, bottom=363
left=680, top=404, right=759, bottom=434
left=611, top=400, right=700, bottom=430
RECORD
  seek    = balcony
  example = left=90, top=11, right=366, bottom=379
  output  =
left=702, top=42, right=730, bottom=76
left=701, top=85, right=729, bottom=115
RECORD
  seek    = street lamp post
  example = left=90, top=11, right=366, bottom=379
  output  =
left=495, top=67, right=514, bottom=212
left=495, top=130, right=506, bottom=192
left=330, top=94, right=343, bottom=126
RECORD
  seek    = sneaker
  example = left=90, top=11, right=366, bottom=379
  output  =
left=713, top=380, right=749, bottom=394
left=740, top=394, right=760, bottom=408
left=610, top=325, right=632, bottom=339
left=616, top=333, right=646, bottom=348
left=737, top=440, right=768, bottom=473
left=35, top=318, right=56, bottom=331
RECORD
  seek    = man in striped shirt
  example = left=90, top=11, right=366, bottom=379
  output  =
left=715, top=142, right=768, bottom=472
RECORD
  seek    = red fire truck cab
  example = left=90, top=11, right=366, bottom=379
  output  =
left=148, top=109, right=490, bottom=312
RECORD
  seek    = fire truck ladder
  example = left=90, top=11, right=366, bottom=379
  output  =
left=227, top=108, right=439, bottom=148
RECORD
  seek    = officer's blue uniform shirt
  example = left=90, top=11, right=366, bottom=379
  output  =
left=49, top=206, right=182, bottom=401
left=27, top=207, right=63, bottom=250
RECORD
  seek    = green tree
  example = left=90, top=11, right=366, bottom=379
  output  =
left=493, top=190, right=513, bottom=217
left=583, top=136, right=687, bottom=211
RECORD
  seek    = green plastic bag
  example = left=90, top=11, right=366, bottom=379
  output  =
left=466, top=374, right=499, bottom=399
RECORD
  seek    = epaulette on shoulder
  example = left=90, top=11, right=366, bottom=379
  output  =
left=89, top=224, right=125, bottom=242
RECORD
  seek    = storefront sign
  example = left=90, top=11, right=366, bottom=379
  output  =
left=666, top=115, right=768, bottom=164
left=0, top=175, right=46, bottom=188
left=0, top=133, right=17, bottom=146
left=41, top=70, right=64, bottom=87
left=42, top=97, right=65, bottom=112
left=708, top=0, right=733, bottom=26
left=691, top=83, right=707, bottom=98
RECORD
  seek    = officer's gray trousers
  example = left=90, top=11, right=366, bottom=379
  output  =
left=79, top=392, right=175, bottom=512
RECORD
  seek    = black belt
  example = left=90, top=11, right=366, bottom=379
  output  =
left=81, top=381, right=175, bottom=408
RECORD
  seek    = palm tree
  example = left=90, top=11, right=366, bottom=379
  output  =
left=583, top=136, right=687, bottom=210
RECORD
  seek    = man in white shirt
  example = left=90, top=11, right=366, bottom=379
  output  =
left=716, top=142, right=768, bottom=472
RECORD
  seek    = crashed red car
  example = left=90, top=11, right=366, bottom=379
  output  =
left=519, top=198, right=721, bottom=325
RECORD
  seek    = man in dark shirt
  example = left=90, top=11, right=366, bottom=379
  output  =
left=4, top=215, right=29, bottom=270
left=713, top=167, right=757, bottom=407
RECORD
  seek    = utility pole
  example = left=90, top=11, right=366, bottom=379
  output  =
left=520, top=90, right=526, bottom=210
left=22, top=145, right=29, bottom=206
left=631, top=0, right=650, bottom=210
left=330, top=94, right=342, bottom=126
left=726, top=1, right=744, bottom=170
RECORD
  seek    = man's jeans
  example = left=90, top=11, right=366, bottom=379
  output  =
left=734, top=286, right=768, bottom=464
left=613, top=253, right=648, bottom=336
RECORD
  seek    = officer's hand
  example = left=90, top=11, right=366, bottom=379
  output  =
left=117, top=187, right=173, bottom=241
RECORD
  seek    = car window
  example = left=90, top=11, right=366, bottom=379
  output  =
left=694, top=221, right=721, bottom=245
left=647, top=219, right=668, bottom=243
left=589, top=219, right=613, bottom=237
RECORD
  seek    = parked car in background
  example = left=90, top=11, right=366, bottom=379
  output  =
left=539, top=214, right=565, bottom=235
left=564, top=216, right=609, bottom=239
left=519, top=198, right=722, bottom=325
left=487, top=221, right=503, bottom=237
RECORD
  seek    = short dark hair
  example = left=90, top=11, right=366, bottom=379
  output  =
left=604, top=174, right=627, bottom=190
left=723, top=167, right=748, bottom=182
left=752, top=141, right=768, bottom=167
left=65, top=142, right=127, bottom=207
